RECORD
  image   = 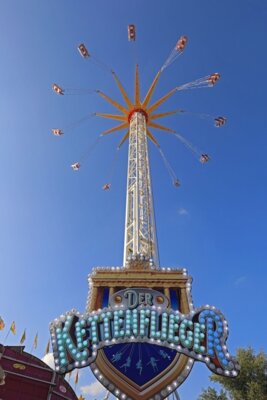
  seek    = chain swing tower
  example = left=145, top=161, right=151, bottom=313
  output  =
left=50, top=28, right=235, bottom=400
left=53, top=31, right=223, bottom=272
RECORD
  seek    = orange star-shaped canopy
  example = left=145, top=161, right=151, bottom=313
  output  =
left=96, top=65, right=220, bottom=149
left=96, top=65, right=186, bottom=148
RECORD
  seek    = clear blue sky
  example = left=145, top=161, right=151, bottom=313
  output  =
left=0, top=0, right=267, bottom=398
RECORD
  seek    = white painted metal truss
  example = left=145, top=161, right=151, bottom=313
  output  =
left=123, top=112, right=159, bottom=267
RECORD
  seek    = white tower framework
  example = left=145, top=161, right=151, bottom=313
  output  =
left=124, top=111, right=159, bottom=266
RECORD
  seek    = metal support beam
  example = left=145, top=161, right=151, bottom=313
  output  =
left=123, top=112, right=159, bottom=267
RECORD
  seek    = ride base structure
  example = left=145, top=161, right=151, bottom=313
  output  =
left=50, top=34, right=239, bottom=400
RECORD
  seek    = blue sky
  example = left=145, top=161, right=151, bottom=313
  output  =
left=0, top=0, right=267, bottom=398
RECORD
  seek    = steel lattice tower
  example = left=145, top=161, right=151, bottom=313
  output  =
left=124, top=110, right=159, bottom=266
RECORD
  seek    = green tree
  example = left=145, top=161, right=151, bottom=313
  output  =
left=198, top=348, right=267, bottom=400
left=198, top=387, right=228, bottom=400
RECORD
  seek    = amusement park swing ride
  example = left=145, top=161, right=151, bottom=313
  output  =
left=50, top=25, right=238, bottom=400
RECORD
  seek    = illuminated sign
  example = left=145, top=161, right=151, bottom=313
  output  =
left=51, top=288, right=239, bottom=379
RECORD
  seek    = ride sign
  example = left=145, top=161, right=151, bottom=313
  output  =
left=50, top=288, right=239, bottom=389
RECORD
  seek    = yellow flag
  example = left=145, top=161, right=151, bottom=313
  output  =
left=45, top=339, right=50, bottom=355
left=33, top=333, right=38, bottom=349
left=20, top=329, right=26, bottom=344
left=74, top=370, right=79, bottom=385
left=10, top=321, right=16, bottom=334
left=78, top=396, right=85, bottom=400
left=0, top=317, right=5, bottom=331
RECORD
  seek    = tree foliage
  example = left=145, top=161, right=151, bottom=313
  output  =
left=198, top=387, right=228, bottom=400
left=198, top=348, right=267, bottom=400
